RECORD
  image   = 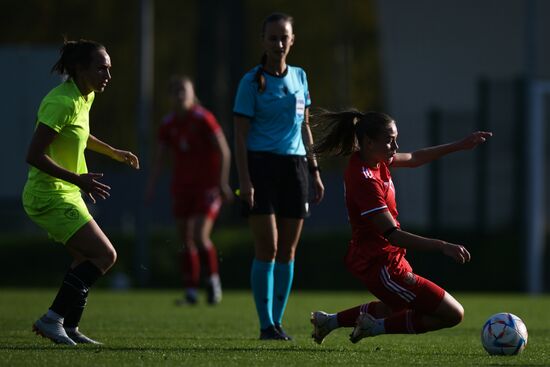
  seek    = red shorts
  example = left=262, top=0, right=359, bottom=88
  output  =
left=347, top=255, right=445, bottom=314
left=172, top=188, right=222, bottom=220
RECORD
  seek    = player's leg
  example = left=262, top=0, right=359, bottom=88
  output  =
left=272, top=155, right=309, bottom=340
left=191, top=214, right=222, bottom=304
left=246, top=152, right=286, bottom=339
left=34, top=219, right=114, bottom=345
left=311, top=301, right=393, bottom=344
left=62, top=248, right=87, bottom=329
left=374, top=283, right=462, bottom=335
left=249, top=214, right=285, bottom=339
left=352, top=292, right=463, bottom=342
left=415, top=291, right=464, bottom=330
left=61, top=247, right=101, bottom=344
left=193, top=190, right=223, bottom=305
left=350, top=267, right=460, bottom=343
left=272, top=217, right=303, bottom=340
left=175, top=216, right=200, bottom=305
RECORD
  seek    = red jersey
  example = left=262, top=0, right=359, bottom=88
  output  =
left=158, top=105, right=222, bottom=193
left=344, top=152, right=406, bottom=270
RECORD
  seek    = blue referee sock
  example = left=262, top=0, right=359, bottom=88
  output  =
left=250, top=259, right=275, bottom=329
left=273, top=260, right=294, bottom=326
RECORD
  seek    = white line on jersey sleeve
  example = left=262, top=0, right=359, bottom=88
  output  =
left=360, top=205, right=388, bottom=216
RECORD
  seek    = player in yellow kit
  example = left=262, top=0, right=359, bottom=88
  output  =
left=22, top=39, right=139, bottom=345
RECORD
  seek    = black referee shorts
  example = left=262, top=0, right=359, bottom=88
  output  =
left=242, top=151, right=310, bottom=219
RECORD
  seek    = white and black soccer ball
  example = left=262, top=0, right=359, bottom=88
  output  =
left=481, top=312, right=528, bottom=355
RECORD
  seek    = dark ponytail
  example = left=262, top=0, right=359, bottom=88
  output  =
left=312, top=109, right=394, bottom=157
left=255, top=12, right=294, bottom=93
left=255, top=53, right=268, bottom=92
left=312, top=109, right=364, bottom=156
left=51, top=37, right=105, bottom=79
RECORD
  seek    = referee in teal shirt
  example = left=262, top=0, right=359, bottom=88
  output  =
left=233, top=12, right=324, bottom=340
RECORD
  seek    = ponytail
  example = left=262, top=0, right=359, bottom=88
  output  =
left=255, top=53, right=267, bottom=92
left=312, top=109, right=364, bottom=156
left=51, top=37, right=105, bottom=79
left=312, top=109, right=395, bottom=157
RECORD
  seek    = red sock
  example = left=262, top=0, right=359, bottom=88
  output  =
left=384, top=310, right=428, bottom=334
left=199, top=243, right=219, bottom=276
left=336, top=305, right=362, bottom=327
left=336, top=301, right=386, bottom=327
left=364, top=301, right=388, bottom=318
left=181, top=248, right=200, bottom=288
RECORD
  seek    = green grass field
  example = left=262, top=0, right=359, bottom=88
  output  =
left=1, top=290, right=549, bottom=366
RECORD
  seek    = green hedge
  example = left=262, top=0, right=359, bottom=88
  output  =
left=0, top=226, right=542, bottom=291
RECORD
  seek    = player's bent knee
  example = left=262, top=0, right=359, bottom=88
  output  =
left=97, top=247, right=117, bottom=271
left=107, top=248, right=117, bottom=267
left=445, top=304, right=464, bottom=327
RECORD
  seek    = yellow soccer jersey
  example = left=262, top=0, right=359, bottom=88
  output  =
left=24, top=79, right=95, bottom=194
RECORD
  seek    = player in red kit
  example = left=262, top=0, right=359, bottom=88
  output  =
left=309, top=110, right=491, bottom=344
left=147, top=75, right=233, bottom=305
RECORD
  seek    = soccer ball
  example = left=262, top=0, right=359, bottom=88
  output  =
left=481, top=312, right=528, bottom=355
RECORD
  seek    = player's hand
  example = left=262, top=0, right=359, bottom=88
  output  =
left=441, top=242, right=471, bottom=264
left=77, top=172, right=111, bottom=204
left=239, top=181, right=254, bottom=208
left=458, top=131, right=493, bottom=150
left=112, top=149, right=140, bottom=169
left=311, top=173, right=325, bottom=204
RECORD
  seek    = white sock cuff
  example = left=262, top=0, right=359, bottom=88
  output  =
left=46, top=309, right=64, bottom=322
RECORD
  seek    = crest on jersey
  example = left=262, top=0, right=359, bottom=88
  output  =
left=362, top=167, right=374, bottom=179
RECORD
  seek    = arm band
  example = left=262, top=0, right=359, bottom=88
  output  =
left=383, top=226, right=398, bottom=239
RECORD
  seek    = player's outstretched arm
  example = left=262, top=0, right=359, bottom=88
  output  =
left=392, top=131, right=492, bottom=168
left=87, top=134, right=140, bottom=169
left=368, top=211, right=471, bottom=264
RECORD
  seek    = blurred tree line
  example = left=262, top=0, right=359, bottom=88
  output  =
left=1, top=0, right=381, bottom=169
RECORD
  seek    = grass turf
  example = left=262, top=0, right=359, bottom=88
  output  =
left=0, top=289, right=548, bottom=366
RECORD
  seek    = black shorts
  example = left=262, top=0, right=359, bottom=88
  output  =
left=242, top=151, right=310, bottom=219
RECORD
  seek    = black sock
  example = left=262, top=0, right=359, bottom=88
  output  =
left=63, top=290, right=88, bottom=328
left=50, top=261, right=102, bottom=318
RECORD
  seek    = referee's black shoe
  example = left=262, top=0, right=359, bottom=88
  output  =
left=259, top=325, right=288, bottom=340
left=274, top=324, right=292, bottom=340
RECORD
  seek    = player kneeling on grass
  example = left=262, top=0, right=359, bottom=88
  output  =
left=22, top=39, right=139, bottom=345
left=308, top=110, right=491, bottom=344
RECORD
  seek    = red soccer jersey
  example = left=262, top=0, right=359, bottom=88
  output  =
left=158, top=105, right=222, bottom=194
left=344, top=152, right=406, bottom=270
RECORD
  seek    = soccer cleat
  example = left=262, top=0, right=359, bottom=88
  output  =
left=175, top=289, right=198, bottom=306
left=259, top=325, right=288, bottom=340
left=64, top=327, right=102, bottom=345
left=310, top=311, right=333, bottom=344
left=349, top=312, right=376, bottom=344
left=206, top=276, right=222, bottom=305
left=274, top=324, right=292, bottom=341
left=32, top=315, right=76, bottom=346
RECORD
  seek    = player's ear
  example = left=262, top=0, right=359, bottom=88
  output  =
left=362, top=135, right=374, bottom=150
